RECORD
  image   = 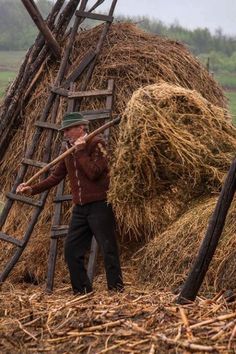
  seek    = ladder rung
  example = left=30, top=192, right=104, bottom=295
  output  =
left=0, top=232, right=23, bottom=247
left=82, top=109, right=111, bottom=120
left=6, top=192, right=43, bottom=207
left=76, top=10, right=113, bottom=22
left=51, top=225, right=68, bottom=238
left=86, top=112, right=111, bottom=121
left=51, top=88, right=113, bottom=99
left=81, top=109, right=111, bottom=115
left=35, top=121, right=59, bottom=131
left=54, top=195, right=72, bottom=202
left=51, top=225, right=68, bottom=231
left=22, top=158, right=47, bottom=169
left=69, top=89, right=113, bottom=99
left=51, top=230, right=68, bottom=238
left=51, top=87, right=68, bottom=97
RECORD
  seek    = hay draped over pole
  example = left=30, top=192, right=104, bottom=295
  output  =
left=108, top=83, right=236, bottom=237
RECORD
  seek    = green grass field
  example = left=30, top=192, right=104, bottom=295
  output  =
left=0, top=51, right=25, bottom=97
left=0, top=50, right=25, bottom=70
left=225, top=91, right=236, bottom=124
left=215, top=73, right=236, bottom=123
left=215, top=73, right=236, bottom=89
left=0, top=71, right=17, bottom=96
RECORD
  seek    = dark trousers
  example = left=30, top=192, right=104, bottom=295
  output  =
left=64, top=200, right=123, bottom=294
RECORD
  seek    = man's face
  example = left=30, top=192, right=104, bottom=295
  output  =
left=63, top=125, right=86, bottom=143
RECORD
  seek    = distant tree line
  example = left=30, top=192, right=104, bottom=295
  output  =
left=1, top=0, right=236, bottom=74
left=126, top=16, right=236, bottom=56
left=0, top=0, right=52, bottom=50
left=116, top=15, right=236, bottom=74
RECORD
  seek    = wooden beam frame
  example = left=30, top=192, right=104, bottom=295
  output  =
left=21, top=0, right=61, bottom=58
left=177, top=159, right=236, bottom=304
left=76, top=10, right=113, bottom=22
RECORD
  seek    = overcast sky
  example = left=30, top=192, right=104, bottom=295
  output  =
left=87, top=0, right=236, bottom=36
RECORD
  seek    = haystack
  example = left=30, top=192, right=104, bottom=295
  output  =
left=139, top=195, right=236, bottom=292
left=0, top=23, right=231, bottom=281
left=108, top=82, right=236, bottom=237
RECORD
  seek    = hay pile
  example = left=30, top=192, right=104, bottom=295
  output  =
left=139, top=195, right=236, bottom=293
left=1, top=275, right=236, bottom=353
left=1, top=23, right=227, bottom=190
left=0, top=23, right=230, bottom=281
left=108, top=82, right=236, bottom=237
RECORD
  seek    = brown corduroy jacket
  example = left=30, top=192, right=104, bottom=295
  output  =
left=31, top=136, right=109, bottom=205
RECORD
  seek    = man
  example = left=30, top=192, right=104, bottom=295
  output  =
left=16, top=112, right=123, bottom=295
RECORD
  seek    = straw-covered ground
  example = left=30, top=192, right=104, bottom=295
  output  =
left=1, top=266, right=236, bottom=354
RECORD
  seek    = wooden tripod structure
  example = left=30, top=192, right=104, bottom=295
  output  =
left=0, top=0, right=118, bottom=292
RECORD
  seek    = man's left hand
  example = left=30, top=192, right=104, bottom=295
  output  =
left=74, top=136, right=86, bottom=151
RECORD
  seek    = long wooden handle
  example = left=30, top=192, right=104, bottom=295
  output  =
left=25, top=116, right=120, bottom=185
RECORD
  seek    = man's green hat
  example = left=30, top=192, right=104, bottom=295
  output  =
left=59, top=112, right=89, bottom=131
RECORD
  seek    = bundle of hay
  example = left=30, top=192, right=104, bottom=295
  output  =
left=0, top=23, right=230, bottom=281
left=139, top=196, right=236, bottom=292
left=108, top=82, right=236, bottom=237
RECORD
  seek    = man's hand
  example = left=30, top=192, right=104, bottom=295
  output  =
left=16, top=183, right=33, bottom=195
left=74, top=136, right=86, bottom=151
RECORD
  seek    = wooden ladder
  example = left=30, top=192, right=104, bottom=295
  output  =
left=0, top=0, right=117, bottom=284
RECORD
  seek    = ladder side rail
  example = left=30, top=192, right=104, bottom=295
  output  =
left=75, top=0, right=117, bottom=111
left=61, top=0, right=116, bottom=89
left=87, top=236, right=99, bottom=283
left=104, top=79, right=115, bottom=144
left=46, top=180, right=66, bottom=292
left=46, top=83, right=76, bottom=292
left=0, top=93, right=61, bottom=281
left=86, top=79, right=115, bottom=281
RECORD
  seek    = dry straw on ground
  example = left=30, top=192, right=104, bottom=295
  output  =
left=139, top=195, right=236, bottom=293
left=108, top=82, right=236, bottom=237
left=1, top=274, right=236, bottom=353
left=0, top=23, right=228, bottom=281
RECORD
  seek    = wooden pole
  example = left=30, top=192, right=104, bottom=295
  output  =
left=25, top=117, right=120, bottom=185
left=21, top=0, right=61, bottom=58
left=177, top=158, right=236, bottom=304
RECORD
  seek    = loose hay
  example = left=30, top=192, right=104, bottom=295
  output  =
left=108, top=83, right=236, bottom=237
left=1, top=277, right=236, bottom=353
left=0, top=23, right=230, bottom=281
left=139, top=196, right=236, bottom=293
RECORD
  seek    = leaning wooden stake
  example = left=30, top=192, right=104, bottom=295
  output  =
left=177, top=158, right=236, bottom=304
left=25, top=117, right=120, bottom=185
left=21, top=0, right=61, bottom=58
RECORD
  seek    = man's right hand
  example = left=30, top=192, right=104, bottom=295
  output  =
left=16, top=183, right=32, bottom=194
